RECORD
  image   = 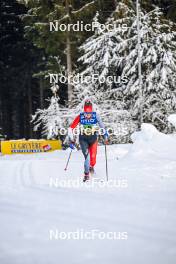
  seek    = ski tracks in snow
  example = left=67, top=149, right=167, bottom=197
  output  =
left=13, top=160, right=35, bottom=189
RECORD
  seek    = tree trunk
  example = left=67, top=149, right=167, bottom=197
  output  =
left=0, top=96, right=3, bottom=131
left=28, top=76, right=33, bottom=138
left=39, top=78, right=44, bottom=109
left=66, top=0, right=73, bottom=106
left=11, top=102, right=21, bottom=139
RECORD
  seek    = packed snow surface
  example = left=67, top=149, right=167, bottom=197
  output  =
left=0, top=124, right=176, bottom=264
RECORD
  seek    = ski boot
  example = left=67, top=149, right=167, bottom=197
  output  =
left=89, top=166, right=95, bottom=175
left=83, top=172, right=90, bottom=182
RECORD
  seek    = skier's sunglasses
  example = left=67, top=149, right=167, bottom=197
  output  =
left=84, top=101, right=92, bottom=106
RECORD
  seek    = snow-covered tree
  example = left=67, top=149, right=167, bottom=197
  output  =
left=72, top=0, right=176, bottom=141
left=116, top=5, right=176, bottom=132
left=32, top=84, right=65, bottom=139
left=28, top=0, right=176, bottom=142
left=72, top=11, right=136, bottom=143
left=0, top=128, right=5, bottom=140
left=18, top=0, right=102, bottom=105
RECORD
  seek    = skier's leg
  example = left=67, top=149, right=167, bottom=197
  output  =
left=84, top=155, right=90, bottom=175
left=89, top=140, right=98, bottom=168
left=79, top=139, right=90, bottom=175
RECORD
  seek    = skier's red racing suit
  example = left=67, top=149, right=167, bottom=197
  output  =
left=69, top=112, right=107, bottom=175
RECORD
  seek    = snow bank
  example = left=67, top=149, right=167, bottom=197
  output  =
left=168, top=114, right=176, bottom=128
left=0, top=126, right=176, bottom=264
left=128, top=123, right=176, bottom=159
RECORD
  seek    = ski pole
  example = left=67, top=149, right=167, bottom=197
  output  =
left=64, top=149, right=73, bottom=171
left=104, top=143, right=109, bottom=181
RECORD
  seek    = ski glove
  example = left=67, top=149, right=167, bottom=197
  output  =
left=104, top=131, right=109, bottom=145
left=69, top=143, right=76, bottom=150
left=104, top=131, right=109, bottom=140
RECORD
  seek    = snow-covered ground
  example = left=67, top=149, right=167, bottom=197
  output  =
left=0, top=124, right=176, bottom=264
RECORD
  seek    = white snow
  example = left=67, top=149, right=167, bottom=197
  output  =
left=0, top=124, right=176, bottom=263
left=168, top=114, right=176, bottom=128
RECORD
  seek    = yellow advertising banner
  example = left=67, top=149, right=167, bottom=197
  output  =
left=1, top=140, right=62, bottom=155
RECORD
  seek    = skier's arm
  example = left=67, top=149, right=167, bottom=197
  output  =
left=97, top=114, right=109, bottom=141
left=68, top=115, right=80, bottom=142
left=70, top=115, right=80, bottom=129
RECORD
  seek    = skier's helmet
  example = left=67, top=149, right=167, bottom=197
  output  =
left=84, top=99, right=93, bottom=113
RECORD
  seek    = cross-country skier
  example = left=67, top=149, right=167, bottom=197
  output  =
left=68, top=99, right=108, bottom=182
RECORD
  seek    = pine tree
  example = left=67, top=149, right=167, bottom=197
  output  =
left=72, top=1, right=176, bottom=141
left=72, top=11, right=136, bottom=143
left=18, top=0, right=103, bottom=105
left=32, top=84, right=66, bottom=139
left=116, top=6, right=176, bottom=131
left=0, top=0, right=42, bottom=138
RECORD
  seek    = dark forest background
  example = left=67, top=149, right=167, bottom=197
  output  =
left=0, top=0, right=176, bottom=139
